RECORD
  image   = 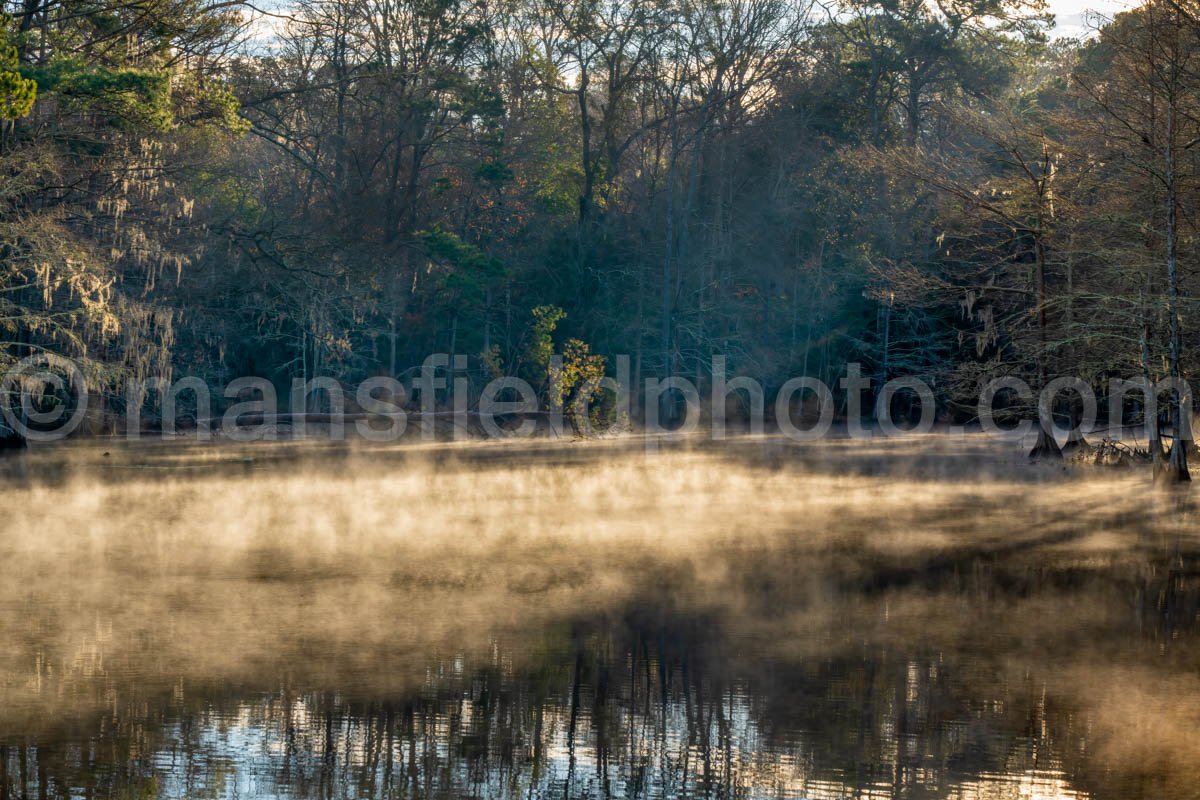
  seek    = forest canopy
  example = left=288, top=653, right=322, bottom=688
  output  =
left=0, top=0, right=1198, bottom=472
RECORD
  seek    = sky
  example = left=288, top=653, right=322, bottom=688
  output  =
left=1048, top=0, right=1140, bottom=37
left=244, top=0, right=1145, bottom=52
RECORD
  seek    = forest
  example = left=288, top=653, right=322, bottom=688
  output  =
left=1, top=0, right=1199, bottom=475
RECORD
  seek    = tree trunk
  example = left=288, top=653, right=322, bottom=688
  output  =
left=1061, top=413, right=1089, bottom=456
left=1028, top=237, right=1062, bottom=460
left=1141, top=319, right=1163, bottom=469
left=0, top=425, right=24, bottom=450
left=0, top=394, right=26, bottom=450
left=875, top=295, right=891, bottom=418
left=1162, top=87, right=1190, bottom=482
left=1028, top=421, right=1062, bottom=460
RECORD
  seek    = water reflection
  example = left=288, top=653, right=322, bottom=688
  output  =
left=0, top=627, right=1097, bottom=800
left=0, top=437, right=1197, bottom=799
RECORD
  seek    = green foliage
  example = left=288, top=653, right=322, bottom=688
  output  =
left=0, top=44, right=35, bottom=120
left=193, top=168, right=262, bottom=224
left=521, top=305, right=610, bottom=433
left=0, top=67, right=36, bottom=120
left=474, top=160, right=513, bottom=184
left=459, top=82, right=505, bottom=134
left=421, top=226, right=505, bottom=304
left=25, top=59, right=173, bottom=129
left=422, top=226, right=503, bottom=274
left=0, top=18, right=35, bottom=121
left=180, top=77, right=250, bottom=134
left=526, top=305, right=566, bottom=386
left=554, top=337, right=610, bottom=433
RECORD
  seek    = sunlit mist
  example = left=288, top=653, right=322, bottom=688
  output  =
left=0, top=435, right=1196, bottom=799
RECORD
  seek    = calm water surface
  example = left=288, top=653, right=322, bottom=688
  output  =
left=0, top=436, right=1197, bottom=799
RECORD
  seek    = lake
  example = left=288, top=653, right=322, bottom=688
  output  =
left=0, top=435, right=1196, bottom=799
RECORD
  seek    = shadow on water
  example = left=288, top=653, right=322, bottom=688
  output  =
left=1, top=434, right=1199, bottom=799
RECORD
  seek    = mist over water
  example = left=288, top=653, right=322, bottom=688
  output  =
left=0, top=435, right=1197, bottom=799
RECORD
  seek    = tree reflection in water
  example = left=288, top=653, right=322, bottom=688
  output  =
left=0, top=437, right=1196, bottom=799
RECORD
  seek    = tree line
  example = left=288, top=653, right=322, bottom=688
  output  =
left=0, top=0, right=1198, bottom=476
